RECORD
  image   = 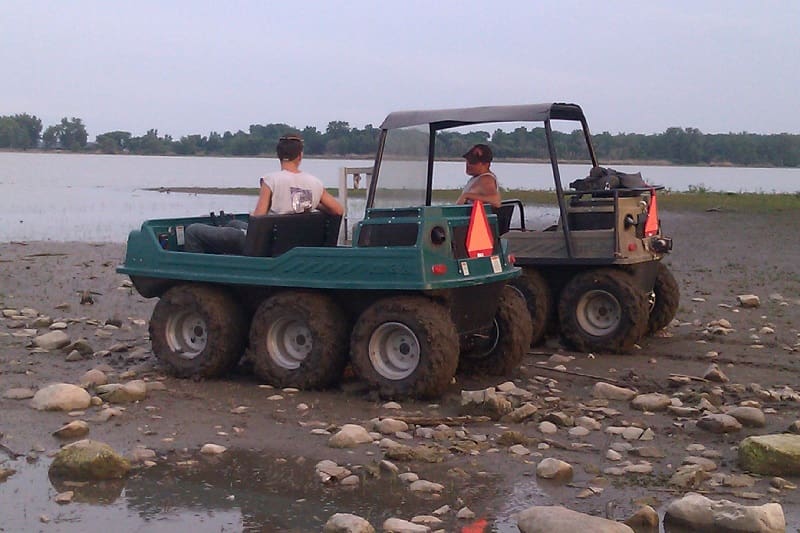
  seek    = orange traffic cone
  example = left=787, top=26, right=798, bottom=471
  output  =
left=644, top=188, right=659, bottom=237
left=466, top=202, right=495, bottom=258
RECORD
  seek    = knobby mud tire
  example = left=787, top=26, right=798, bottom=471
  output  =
left=509, top=268, right=551, bottom=347
left=350, top=296, right=459, bottom=399
left=248, top=291, right=349, bottom=389
left=458, top=285, right=533, bottom=376
left=558, top=269, right=649, bottom=354
left=647, top=262, right=680, bottom=334
left=149, top=284, right=247, bottom=378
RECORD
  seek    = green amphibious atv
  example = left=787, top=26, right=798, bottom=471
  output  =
left=372, top=103, right=678, bottom=354
left=118, top=125, right=533, bottom=399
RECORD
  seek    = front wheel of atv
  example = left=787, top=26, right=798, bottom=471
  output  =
left=350, top=296, right=459, bottom=399
left=458, top=285, right=533, bottom=375
left=509, top=268, right=551, bottom=347
left=248, top=291, right=349, bottom=389
left=149, top=284, right=247, bottom=378
left=647, top=262, right=680, bottom=334
left=558, top=269, right=648, bottom=354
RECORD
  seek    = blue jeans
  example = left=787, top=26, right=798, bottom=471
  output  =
left=184, top=219, right=248, bottom=254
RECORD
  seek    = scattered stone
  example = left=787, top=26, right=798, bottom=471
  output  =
left=315, top=460, right=352, bottom=483
left=737, top=294, right=761, bottom=308
left=630, top=393, right=671, bottom=412
left=456, top=507, right=475, bottom=519
left=55, top=491, right=74, bottom=504
left=516, top=506, right=634, bottom=532
left=408, top=479, right=444, bottom=493
left=3, top=387, right=36, bottom=400
left=536, top=458, right=573, bottom=481
left=509, top=444, right=530, bottom=456
left=703, top=363, right=729, bottom=383
left=726, top=406, right=766, bottom=427
left=669, top=465, right=710, bottom=489
left=200, top=443, right=227, bottom=455
left=502, top=403, right=538, bottom=423
left=375, top=418, right=409, bottom=434
left=623, top=505, right=659, bottom=530
left=410, top=515, right=442, bottom=527
left=664, top=492, right=784, bottom=532
left=696, top=414, right=742, bottom=434
left=538, top=421, right=558, bottom=434
left=460, top=387, right=512, bottom=420
left=0, top=468, right=16, bottom=482
left=95, top=380, right=148, bottom=403
left=31, top=383, right=91, bottom=411
left=381, top=517, right=430, bottom=532
left=49, top=439, right=131, bottom=480
left=33, top=330, right=70, bottom=350
left=53, top=420, right=90, bottom=439
left=382, top=402, right=402, bottom=410
left=738, top=434, right=800, bottom=476
left=80, top=369, right=108, bottom=388
left=323, top=513, right=375, bottom=533
left=592, top=382, right=637, bottom=401
left=328, top=425, right=373, bottom=448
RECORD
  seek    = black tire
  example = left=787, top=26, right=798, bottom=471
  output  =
left=248, top=291, right=349, bottom=389
left=509, top=268, right=551, bottom=347
left=350, top=296, right=459, bottom=399
left=558, top=269, right=649, bottom=354
left=647, top=262, right=680, bottom=334
left=458, top=285, right=533, bottom=375
left=149, top=284, right=247, bottom=378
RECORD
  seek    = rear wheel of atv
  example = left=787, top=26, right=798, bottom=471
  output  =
left=459, top=285, right=533, bottom=375
left=350, top=296, right=458, bottom=399
left=249, top=291, right=349, bottom=389
left=509, top=268, right=551, bottom=347
left=558, top=269, right=648, bottom=354
left=647, top=262, right=680, bottom=334
left=149, top=284, right=247, bottom=378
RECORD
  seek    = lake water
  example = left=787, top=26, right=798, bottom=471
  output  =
left=1, top=152, right=798, bottom=242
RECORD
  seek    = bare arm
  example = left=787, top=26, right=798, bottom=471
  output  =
left=456, top=174, right=501, bottom=208
left=251, top=178, right=272, bottom=216
left=317, top=190, right=344, bottom=216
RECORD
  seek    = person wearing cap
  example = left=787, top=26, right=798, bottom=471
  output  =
left=184, top=135, right=343, bottom=254
left=456, top=143, right=501, bottom=208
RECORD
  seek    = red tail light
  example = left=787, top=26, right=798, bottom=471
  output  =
left=431, top=264, right=447, bottom=275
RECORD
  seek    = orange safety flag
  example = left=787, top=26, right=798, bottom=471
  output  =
left=644, top=188, right=659, bottom=237
left=466, top=202, right=495, bottom=258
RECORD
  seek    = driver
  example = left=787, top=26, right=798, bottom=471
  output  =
left=456, top=143, right=501, bottom=208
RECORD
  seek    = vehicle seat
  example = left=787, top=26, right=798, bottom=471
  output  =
left=243, top=212, right=341, bottom=257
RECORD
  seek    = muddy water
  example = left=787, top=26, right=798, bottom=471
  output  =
left=1, top=449, right=512, bottom=532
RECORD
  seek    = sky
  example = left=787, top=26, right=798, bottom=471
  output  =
left=2, top=1, right=799, bottom=139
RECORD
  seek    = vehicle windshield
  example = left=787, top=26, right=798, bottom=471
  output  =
left=371, top=126, right=429, bottom=209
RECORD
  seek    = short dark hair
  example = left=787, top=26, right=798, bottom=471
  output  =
left=277, top=135, right=303, bottom=161
left=462, top=143, right=493, bottom=163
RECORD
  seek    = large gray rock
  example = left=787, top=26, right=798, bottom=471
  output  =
left=323, top=513, right=375, bottom=533
left=30, top=383, right=91, bottom=411
left=739, top=434, right=800, bottom=476
left=664, top=492, right=785, bottom=532
left=49, top=440, right=131, bottom=480
left=516, top=506, right=633, bottom=532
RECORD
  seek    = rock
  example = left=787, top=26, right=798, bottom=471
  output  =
left=502, top=402, right=538, bottom=423
left=516, top=506, right=634, bottom=532
left=408, top=479, right=444, bottom=493
left=329, top=424, right=373, bottom=448
left=460, top=387, right=512, bottom=420
left=384, top=444, right=446, bottom=463
left=95, top=380, right=147, bottom=403
left=509, top=444, right=530, bottom=456
left=669, top=465, right=710, bottom=489
left=64, top=338, right=94, bottom=356
left=323, top=513, right=375, bottom=533
left=739, top=434, right=800, bottom=476
left=623, top=505, right=659, bottom=530
left=55, top=491, right=74, bottom=504
left=593, top=382, right=637, bottom=401
left=130, top=447, right=157, bottom=463
left=375, top=418, right=409, bottom=434
left=80, top=369, right=108, bottom=388
left=65, top=350, right=84, bottom=362
left=726, top=406, right=766, bottom=427
left=703, top=363, right=729, bottom=383
left=31, top=383, right=91, bottom=411
left=737, top=294, right=761, bottom=308
left=697, top=414, right=742, bottom=434
left=0, top=468, right=17, bottom=482
left=49, top=440, right=131, bottom=480
left=200, top=443, right=227, bottom=455
left=3, top=387, right=35, bottom=400
left=664, top=492, right=785, bottom=532
left=53, top=420, right=90, bottom=439
left=538, top=421, right=558, bottom=434
left=33, top=330, right=71, bottom=350
left=630, top=393, right=671, bottom=412
left=410, top=515, right=442, bottom=527
left=536, top=458, right=573, bottom=481
left=381, top=517, right=430, bottom=532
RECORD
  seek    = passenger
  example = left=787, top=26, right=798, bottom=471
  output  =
left=456, top=143, right=501, bottom=208
left=184, top=135, right=343, bottom=254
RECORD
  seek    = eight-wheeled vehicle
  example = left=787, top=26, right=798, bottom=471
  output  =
left=118, top=123, right=533, bottom=398
left=371, top=103, right=678, bottom=354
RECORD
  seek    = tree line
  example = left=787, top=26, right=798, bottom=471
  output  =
left=1, top=113, right=799, bottom=167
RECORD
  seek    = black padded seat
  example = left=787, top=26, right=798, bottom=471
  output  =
left=243, top=212, right=341, bottom=257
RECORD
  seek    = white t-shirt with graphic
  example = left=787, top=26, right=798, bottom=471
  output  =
left=260, top=170, right=325, bottom=214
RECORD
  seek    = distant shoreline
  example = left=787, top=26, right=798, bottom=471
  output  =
left=0, top=148, right=791, bottom=170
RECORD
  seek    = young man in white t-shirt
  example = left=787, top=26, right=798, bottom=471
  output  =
left=184, top=135, right=343, bottom=254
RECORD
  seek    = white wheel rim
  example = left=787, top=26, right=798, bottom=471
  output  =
left=165, top=310, right=207, bottom=359
left=266, top=316, right=312, bottom=370
left=576, top=289, right=621, bottom=336
left=368, top=322, right=420, bottom=380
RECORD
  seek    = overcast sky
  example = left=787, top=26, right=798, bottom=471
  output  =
left=2, top=1, right=798, bottom=139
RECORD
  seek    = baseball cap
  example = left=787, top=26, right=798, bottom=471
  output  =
left=462, top=144, right=493, bottom=163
